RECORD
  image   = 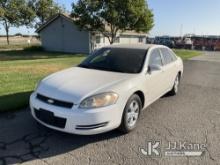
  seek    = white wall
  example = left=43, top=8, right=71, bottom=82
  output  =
left=94, top=35, right=147, bottom=49
left=40, top=16, right=90, bottom=54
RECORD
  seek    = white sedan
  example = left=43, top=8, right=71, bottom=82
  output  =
left=30, top=44, right=183, bottom=135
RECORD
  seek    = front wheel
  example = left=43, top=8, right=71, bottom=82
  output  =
left=119, top=94, right=142, bottom=133
left=169, top=74, right=180, bottom=96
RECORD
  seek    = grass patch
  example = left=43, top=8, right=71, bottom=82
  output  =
left=0, top=50, right=85, bottom=112
left=174, top=49, right=202, bottom=60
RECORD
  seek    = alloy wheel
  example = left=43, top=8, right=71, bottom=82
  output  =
left=126, top=100, right=140, bottom=127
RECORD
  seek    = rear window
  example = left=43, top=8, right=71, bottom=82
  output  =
left=168, top=49, right=178, bottom=61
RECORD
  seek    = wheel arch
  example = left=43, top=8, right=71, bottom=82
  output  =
left=133, top=90, right=145, bottom=108
left=178, top=71, right=182, bottom=79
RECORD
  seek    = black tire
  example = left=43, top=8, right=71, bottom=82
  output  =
left=119, top=94, right=142, bottom=133
left=169, top=74, right=180, bottom=96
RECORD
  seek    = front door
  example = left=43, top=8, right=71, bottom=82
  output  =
left=144, top=48, right=166, bottom=105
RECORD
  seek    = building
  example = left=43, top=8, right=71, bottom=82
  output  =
left=36, top=13, right=148, bottom=54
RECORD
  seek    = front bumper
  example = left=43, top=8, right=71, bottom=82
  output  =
left=30, top=93, right=123, bottom=135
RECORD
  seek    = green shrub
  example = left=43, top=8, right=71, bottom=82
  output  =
left=24, top=45, right=44, bottom=51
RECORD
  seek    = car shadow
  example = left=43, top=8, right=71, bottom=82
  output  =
left=0, top=92, right=34, bottom=112
left=0, top=108, right=124, bottom=165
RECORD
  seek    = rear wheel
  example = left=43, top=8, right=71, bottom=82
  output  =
left=169, top=74, right=180, bottom=96
left=119, top=94, right=142, bottom=133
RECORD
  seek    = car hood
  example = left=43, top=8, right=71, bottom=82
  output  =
left=37, top=67, right=135, bottom=104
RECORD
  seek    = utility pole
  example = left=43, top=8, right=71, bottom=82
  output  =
left=180, top=24, right=183, bottom=38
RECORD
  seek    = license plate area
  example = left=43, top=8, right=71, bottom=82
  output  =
left=34, top=108, right=66, bottom=128
left=38, top=109, right=54, bottom=123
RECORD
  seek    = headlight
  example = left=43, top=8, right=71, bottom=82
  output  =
left=79, top=92, right=119, bottom=109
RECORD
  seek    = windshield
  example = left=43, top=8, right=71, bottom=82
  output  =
left=78, top=48, right=148, bottom=73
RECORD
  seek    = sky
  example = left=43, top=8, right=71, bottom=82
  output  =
left=1, top=0, right=220, bottom=36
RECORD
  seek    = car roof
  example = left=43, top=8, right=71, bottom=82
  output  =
left=104, top=44, right=159, bottom=50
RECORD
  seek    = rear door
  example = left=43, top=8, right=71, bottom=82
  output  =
left=160, top=48, right=177, bottom=90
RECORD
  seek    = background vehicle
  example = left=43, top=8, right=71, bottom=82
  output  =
left=153, top=35, right=220, bottom=51
left=213, top=38, right=220, bottom=51
left=192, top=36, right=205, bottom=50
left=154, top=36, right=175, bottom=48
left=183, top=37, right=193, bottom=49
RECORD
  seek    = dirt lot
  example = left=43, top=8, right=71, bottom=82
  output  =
left=0, top=52, right=220, bottom=165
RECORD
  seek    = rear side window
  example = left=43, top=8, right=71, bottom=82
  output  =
left=168, top=49, right=178, bottom=61
left=149, top=49, right=163, bottom=66
left=160, top=48, right=175, bottom=65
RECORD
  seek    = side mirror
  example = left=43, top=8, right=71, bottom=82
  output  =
left=147, top=64, right=162, bottom=74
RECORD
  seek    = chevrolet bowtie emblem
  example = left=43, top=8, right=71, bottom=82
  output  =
left=47, top=99, right=54, bottom=104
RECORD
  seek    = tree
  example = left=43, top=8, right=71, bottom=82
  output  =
left=0, top=0, right=35, bottom=44
left=30, top=0, right=64, bottom=28
left=71, top=0, right=154, bottom=44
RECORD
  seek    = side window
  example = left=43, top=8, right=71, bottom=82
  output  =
left=149, top=49, right=163, bottom=66
left=139, top=37, right=143, bottom=43
left=160, top=48, right=174, bottom=65
left=96, top=36, right=101, bottom=44
left=114, top=37, right=120, bottom=43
